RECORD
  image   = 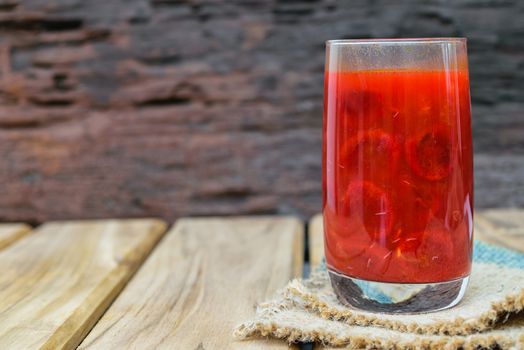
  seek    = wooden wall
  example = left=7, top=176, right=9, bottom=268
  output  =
left=0, top=0, right=522, bottom=222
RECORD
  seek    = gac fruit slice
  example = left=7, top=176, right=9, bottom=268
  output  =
left=405, top=127, right=452, bottom=181
left=341, top=130, right=400, bottom=176
left=343, top=181, right=394, bottom=244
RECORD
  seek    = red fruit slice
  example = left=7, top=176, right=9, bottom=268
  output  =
left=394, top=178, right=432, bottom=233
left=418, top=227, right=454, bottom=264
left=388, top=242, right=421, bottom=282
left=350, top=243, right=393, bottom=280
left=343, top=181, right=394, bottom=244
left=405, top=127, right=452, bottom=181
left=449, top=219, right=473, bottom=276
left=340, top=130, right=400, bottom=175
left=389, top=229, right=423, bottom=279
left=393, top=232, right=423, bottom=254
left=342, top=90, right=384, bottom=117
left=342, top=130, right=395, bottom=159
left=387, top=226, right=455, bottom=282
left=324, top=208, right=371, bottom=263
left=325, top=237, right=371, bottom=274
left=338, top=90, right=385, bottom=133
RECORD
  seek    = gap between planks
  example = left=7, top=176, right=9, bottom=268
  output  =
left=0, top=218, right=167, bottom=350
left=80, top=216, right=304, bottom=350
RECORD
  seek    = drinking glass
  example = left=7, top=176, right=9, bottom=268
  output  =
left=322, top=38, right=473, bottom=313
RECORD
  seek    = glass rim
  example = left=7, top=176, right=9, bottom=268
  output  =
left=326, top=37, right=467, bottom=46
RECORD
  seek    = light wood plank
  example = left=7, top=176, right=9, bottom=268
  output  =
left=475, top=208, right=524, bottom=253
left=0, top=223, right=32, bottom=250
left=309, top=214, right=324, bottom=269
left=0, top=219, right=167, bottom=350
left=309, top=213, right=325, bottom=270
left=80, top=216, right=304, bottom=350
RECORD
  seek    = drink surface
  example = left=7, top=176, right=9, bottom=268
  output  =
left=323, top=69, right=473, bottom=283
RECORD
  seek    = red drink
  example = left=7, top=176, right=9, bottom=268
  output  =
left=323, top=39, right=473, bottom=312
left=323, top=69, right=473, bottom=283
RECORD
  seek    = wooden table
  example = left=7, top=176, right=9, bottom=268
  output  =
left=0, top=209, right=522, bottom=349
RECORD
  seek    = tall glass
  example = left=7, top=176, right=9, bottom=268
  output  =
left=323, top=38, right=473, bottom=313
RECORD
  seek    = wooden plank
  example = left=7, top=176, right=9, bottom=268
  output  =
left=0, top=219, right=167, bottom=350
left=79, top=216, right=304, bottom=350
left=0, top=223, right=32, bottom=250
left=309, top=214, right=324, bottom=269
left=474, top=208, right=524, bottom=253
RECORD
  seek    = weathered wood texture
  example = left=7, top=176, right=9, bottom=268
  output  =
left=0, top=219, right=166, bottom=350
left=0, top=1, right=522, bottom=222
left=474, top=208, right=524, bottom=252
left=475, top=155, right=524, bottom=209
left=80, top=217, right=303, bottom=349
left=0, top=223, right=31, bottom=250
left=309, top=214, right=324, bottom=269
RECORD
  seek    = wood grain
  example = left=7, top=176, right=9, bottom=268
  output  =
left=309, top=213, right=325, bottom=271
left=474, top=208, right=524, bottom=253
left=0, top=2, right=523, bottom=224
left=309, top=214, right=324, bottom=269
left=0, top=223, right=32, bottom=250
left=0, top=219, right=166, bottom=350
left=79, top=216, right=304, bottom=350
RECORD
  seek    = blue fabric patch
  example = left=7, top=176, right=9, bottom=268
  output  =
left=352, top=279, right=394, bottom=304
left=473, top=240, right=524, bottom=269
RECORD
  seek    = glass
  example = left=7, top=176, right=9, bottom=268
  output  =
left=322, top=38, right=473, bottom=313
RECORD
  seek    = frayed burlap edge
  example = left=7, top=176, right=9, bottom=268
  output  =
left=233, top=298, right=524, bottom=350
left=233, top=263, right=524, bottom=349
left=234, top=319, right=523, bottom=350
left=284, top=272, right=524, bottom=336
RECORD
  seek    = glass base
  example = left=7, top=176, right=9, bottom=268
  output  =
left=328, top=269, right=469, bottom=314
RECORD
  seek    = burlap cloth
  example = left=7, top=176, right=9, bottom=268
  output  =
left=234, top=241, right=524, bottom=349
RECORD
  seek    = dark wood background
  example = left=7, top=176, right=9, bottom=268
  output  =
left=0, top=0, right=522, bottom=222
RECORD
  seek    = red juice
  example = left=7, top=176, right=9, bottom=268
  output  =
left=322, top=69, right=473, bottom=283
